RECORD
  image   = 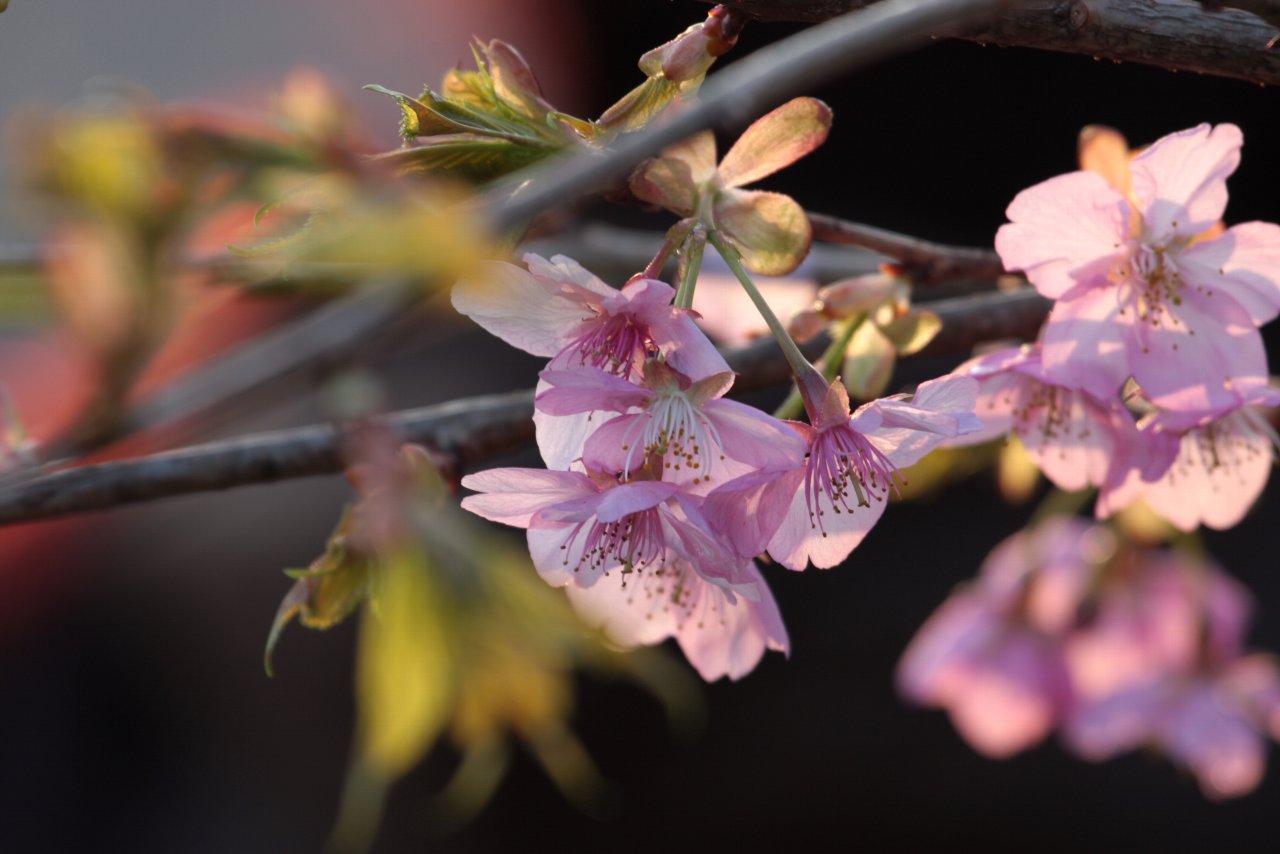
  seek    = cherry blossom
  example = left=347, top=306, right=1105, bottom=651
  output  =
left=452, top=253, right=728, bottom=468
left=1062, top=553, right=1278, bottom=798
left=996, top=123, right=1280, bottom=417
left=705, top=374, right=980, bottom=569
left=1097, top=383, right=1280, bottom=531
left=896, top=518, right=1102, bottom=757
left=534, top=359, right=805, bottom=488
left=566, top=555, right=788, bottom=681
left=950, top=344, right=1143, bottom=493
left=459, top=466, right=754, bottom=596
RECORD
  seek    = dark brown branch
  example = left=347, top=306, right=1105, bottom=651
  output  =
left=491, top=0, right=1008, bottom=230
left=702, top=0, right=1280, bottom=85
left=808, top=212, right=1006, bottom=284
left=0, top=288, right=1048, bottom=526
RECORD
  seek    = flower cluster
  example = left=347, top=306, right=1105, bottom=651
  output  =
left=899, top=517, right=1280, bottom=798
left=454, top=254, right=980, bottom=678
left=958, top=124, right=1280, bottom=532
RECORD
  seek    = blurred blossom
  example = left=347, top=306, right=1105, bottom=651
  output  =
left=902, top=514, right=1280, bottom=797
left=897, top=517, right=1099, bottom=757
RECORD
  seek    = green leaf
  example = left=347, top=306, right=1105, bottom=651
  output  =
left=363, top=85, right=488, bottom=139
left=356, top=549, right=454, bottom=780
left=596, top=76, right=681, bottom=134
left=717, top=97, right=832, bottom=189
left=842, top=320, right=896, bottom=401
left=263, top=510, right=371, bottom=676
left=369, top=135, right=552, bottom=182
left=878, top=309, right=942, bottom=356
left=714, top=189, right=812, bottom=276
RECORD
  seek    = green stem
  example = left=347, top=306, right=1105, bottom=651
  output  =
left=673, top=223, right=706, bottom=310
left=773, top=314, right=864, bottom=420
left=645, top=218, right=694, bottom=281
left=707, top=230, right=825, bottom=400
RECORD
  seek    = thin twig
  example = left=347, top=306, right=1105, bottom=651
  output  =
left=701, top=0, right=1280, bottom=85
left=33, top=278, right=422, bottom=468
left=808, top=213, right=1006, bottom=284
left=0, top=288, right=1048, bottom=527
left=490, top=0, right=1008, bottom=230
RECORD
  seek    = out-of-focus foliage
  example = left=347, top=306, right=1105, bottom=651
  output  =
left=266, top=439, right=695, bottom=850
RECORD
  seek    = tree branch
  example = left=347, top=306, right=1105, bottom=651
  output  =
left=700, top=0, right=1280, bottom=85
left=490, top=0, right=1009, bottom=230
left=808, top=212, right=1006, bottom=284
left=0, top=288, right=1048, bottom=526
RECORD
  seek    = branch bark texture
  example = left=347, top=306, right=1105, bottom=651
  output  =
left=0, top=288, right=1049, bottom=526
left=702, top=0, right=1280, bottom=85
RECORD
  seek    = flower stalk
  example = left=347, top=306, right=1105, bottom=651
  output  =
left=707, top=229, right=827, bottom=406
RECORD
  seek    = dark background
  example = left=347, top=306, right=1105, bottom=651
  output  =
left=3, top=2, right=1280, bottom=851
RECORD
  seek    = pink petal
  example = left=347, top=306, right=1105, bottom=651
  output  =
left=566, top=558, right=789, bottom=682
left=995, top=171, right=1130, bottom=299
left=580, top=414, right=649, bottom=476
left=534, top=407, right=597, bottom=471
left=674, top=561, right=790, bottom=681
left=866, top=375, right=981, bottom=467
left=1019, top=390, right=1134, bottom=493
left=1131, top=285, right=1268, bottom=416
left=660, top=495, right=748, bottom=593
left=527, top=525, right=587, bottom=587
left=1063, top=681, right=1168, bottom=761
left=945, top=632, right=1065, bottom=758
left=459, top=468, right=594, bottom=527
left=1131, top=413, right=1273, bottom=532
left=524, top=252, right=615, bottom=298
left=535, top=367, right=650, bottom=416
left=1162, top=681, right=1266, bottom=799
left=703, top=398, right=808, bottom=469
left=451, top=260, right=595, bottom=357
left=591, top=480, right=679, bottom=524
left=533, top=373, right=601, bottom=471
left=642, top=305, right=732, bottom=380
left=1130, top=124, right=1242, bottom=243
left=896, top=591, right=996, bottom=704
left=1176, top=221, right=1280, bottom=326
left=1041, top=286, right=1132, bottom=401
left=704, top=467, right=807, bottom=559
left=766, top=473, right=888, bottom=570
left=608, top=275, right=677, bottom=315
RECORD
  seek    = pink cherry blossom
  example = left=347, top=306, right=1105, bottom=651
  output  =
left=950, top=344, right=1143, bottom=493
left=1097, top=384, right=1280, bottom=531
left=1061, top=550, right=1275, bottom=798
left=897, top=518, right=1108, bottom=758
left=1066, top=671, right=1269, bottom=799
left=452, top=253, right=729, bottom=468
left=896, top=590, right=1072, bottom=758
left=460, top=465, right=782, bottom=681
left=705, top=374, right=980, bottom=569
left=996, top=124, right=1280, bottom=416
left=566, top=555, right=788, bottom=681
left=459, top=465, right=754, bottom=597
left=534, top=360, right=805, bottom=488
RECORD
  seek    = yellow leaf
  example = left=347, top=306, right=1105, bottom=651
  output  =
left=355, top=549, right=454, bottom=780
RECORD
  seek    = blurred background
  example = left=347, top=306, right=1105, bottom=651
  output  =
left=2, top=1, right=1280, bottom=851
